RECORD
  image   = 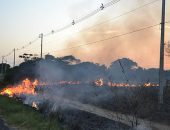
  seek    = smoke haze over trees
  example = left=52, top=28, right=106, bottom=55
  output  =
left=3, top=54, right=170, bottom=85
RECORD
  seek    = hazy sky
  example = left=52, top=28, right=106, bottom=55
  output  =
left=0, top=0, right=170, bottom=69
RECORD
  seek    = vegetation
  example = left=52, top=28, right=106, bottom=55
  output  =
left=2, top=55, right=167, bottom=86
left=0, top=95, right=62, bottom=130
left=0, top=55, right=170, bottom=129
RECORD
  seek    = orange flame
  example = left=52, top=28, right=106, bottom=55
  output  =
left=143, top=82, right=158, bottom=87
left=108, top=82, right=131, bottom=87
left=0, top=78, right=39, bottom=97
left=0, top=78, right=159, bottom=98
left=93, top=78, right=158, bottom=88
left=94, top=78, right=104, bottom=87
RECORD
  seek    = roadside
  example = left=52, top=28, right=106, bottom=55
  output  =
left=0, top=118, right=10, bottom=130
left=0, top=95, right=62, bottom=130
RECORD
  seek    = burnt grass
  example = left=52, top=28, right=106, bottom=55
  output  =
left=40, top=85, right=170, bottom=125
left=53, top=108, right=130, bottom=130
left=37, top=97, right=131, bottom=130
left=91, top=86, right=170, bottom=125
left=36, top=85, right=170, bottom=129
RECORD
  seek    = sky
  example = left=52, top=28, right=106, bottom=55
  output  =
left=0, top=0, right=170, bottom=69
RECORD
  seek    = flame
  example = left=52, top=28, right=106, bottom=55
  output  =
left=94, top=78, right=104, bottom=87
left=0, top=78, right=39, bottom=97
left=108, top=82, right=131, bottom=87
left=0, top=78, right=159, bottom=98
left=144, top=82, right=151, bottom=87
left=32, top=102, right=39, bottom=110
left=93, top=79, right=158, bottom=88
left=108, top=82, right=158, bottom=87
left=1, top=89, right=14, bottom=97
left=144, top=82, right=158, bottom=87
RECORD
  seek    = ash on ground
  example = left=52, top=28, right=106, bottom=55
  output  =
left=55, top=109, right=131, bottom=130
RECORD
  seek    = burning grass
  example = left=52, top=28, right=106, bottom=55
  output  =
left=0, top=95, right=62, bottom=130
left=0, top=78, right=39, bottom=97
left=0, top=78, right=168, bottom=129
left=0, top=78, right=159, bottom=98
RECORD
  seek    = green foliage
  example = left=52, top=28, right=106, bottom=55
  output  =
left=0, top=96, right=62, bottom=130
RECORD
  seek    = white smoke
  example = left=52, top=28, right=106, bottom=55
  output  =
left=134, top=123, right=152, bottom=130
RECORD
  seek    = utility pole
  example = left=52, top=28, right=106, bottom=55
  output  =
left=13, top=48, right=15, bottom=67
left=39, top=33, right=43, bottom=59
left=5, top=60, right=7, bottom=73
left=3, top=58, right=7, bottom=74
left=1, top=56, right=4, bottom=74
left=159, top=0, right=166, bottom=104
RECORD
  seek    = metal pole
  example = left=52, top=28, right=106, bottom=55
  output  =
left=4, top=58, right=7, bottom=74
left=159, top=0, right=166, bottom=104
left=1, top=56, right=4, bottom=74
left=13, top=48, right=15, bottom=67
left=39, top=33, right=43, bottom=59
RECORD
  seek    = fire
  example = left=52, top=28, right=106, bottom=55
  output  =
left=108, top=82, right=158, bottom=87
left=0, top=78, right=39, bottom=97
left=32, top=102, right=39, bottom=110
left=0, top=78, right=159, bottom=98
left=144, top=82, right=159, bottom=87
left=1, top=89, right=13, bottom=97
left=94, top=78, right=104, bottom=87
left=108, top=82, right=131, bottom=87
left=144, top=82, right=151, bottom=87
left=93, top=79, right=158, bottom=88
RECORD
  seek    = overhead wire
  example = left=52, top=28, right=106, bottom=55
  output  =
left=78, top=0, right=160, bottom=32
left=41, top=0, right=161, bottom=49
left=3, top=50, right=14, bottom=57
left=2, top=0, right=120, bottom=60
left=43, top=23, right=160, bottom=55
left=2, top=0, right=162, bottom=59
left=43, top=0, right=120, bottom=37
left=73, top=0, right=119, bottom=24
left=2, top=37, right=39, bottom=59
left=15, top=37, right=39, bottom=51
left=1, top=0, right=166, bottom=65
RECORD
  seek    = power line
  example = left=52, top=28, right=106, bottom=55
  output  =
left=44, top=23, right=159, bottom=54
left=2, top=37, right=39, bottom=59
left=1, top=0, right=165, bottom=64
left=2, top=0, right=162, bottom=59
left=42, top=0, right=160, bottom=48
left=43, top=0, right=120, bottom=37
left=3, top=50, right=14, bottom=57
left=77, top=0, right=160, bottom=33
left=73, top=0, right=120, bottom=25
left=2, top=0, right=120, bottom=59
left=16, top=37, right=39, bottom=51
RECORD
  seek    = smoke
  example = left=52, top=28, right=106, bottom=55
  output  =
left=20, top=58, right=134, bottom=107
left=134, top=123, right=151, bottom=130
left=15, top=1, right=164, bottom=128
left=36, top=60, right=66, bottom=81
left=20, top=59, right=122, bottom=110
left=13, top=57, right=160, bottom=130
left=54, top=0, right=164, bottom=69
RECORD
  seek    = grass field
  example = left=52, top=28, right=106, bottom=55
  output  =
left=0, top=95, right=62, bottom=130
